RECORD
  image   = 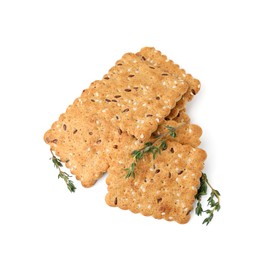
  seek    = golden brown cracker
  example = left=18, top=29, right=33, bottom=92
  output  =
left=44, top=96, right=120, bottom=187
left=106, top=140, right=207, bottom=223
left=86, top=52, right=189, bottom=140
left=105, top=121, right=205, bottom=223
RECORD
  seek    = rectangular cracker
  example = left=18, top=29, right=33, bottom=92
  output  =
left=86, top=52, right=189, bottom=140
left=44, top=96, right=119, bottom=187
left=105, top=123, right=206, bottom=224
left=136, top=47, right=201, bottom=119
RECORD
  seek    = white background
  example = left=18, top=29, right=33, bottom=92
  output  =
left=0, top=0, right=259, bottom=259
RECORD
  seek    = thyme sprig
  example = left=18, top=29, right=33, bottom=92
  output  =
left=125, top=125, right=177, bottom=178
left=195, top=173, right=220, bottom=225
left=50, top=150, right=76, bottom=192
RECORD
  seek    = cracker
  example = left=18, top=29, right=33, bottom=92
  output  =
left=136, top=47, right=201, bottom=119
left=86, top=52, right=189, bottom=140
left=106, top=140, right=206, bottom=223
left=105, top=121, right=205, bottom=223
left=44, top=96, right=120, bottom=187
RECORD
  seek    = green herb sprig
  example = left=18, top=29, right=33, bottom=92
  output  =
left=195, top=173, right=221, bottom=225
left=125, top=125, right=177, bottom=178
left=50, top=150, right=76, bottom=192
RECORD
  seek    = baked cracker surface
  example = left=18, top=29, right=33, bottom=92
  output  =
left=86, top=52, right=189, bottom=140
left=136, top=47, right=201, bottom=119
left=106, top=122, right=206, bottom=223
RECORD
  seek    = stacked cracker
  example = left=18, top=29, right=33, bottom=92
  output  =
left=44, top=47, right=206, bottom=224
